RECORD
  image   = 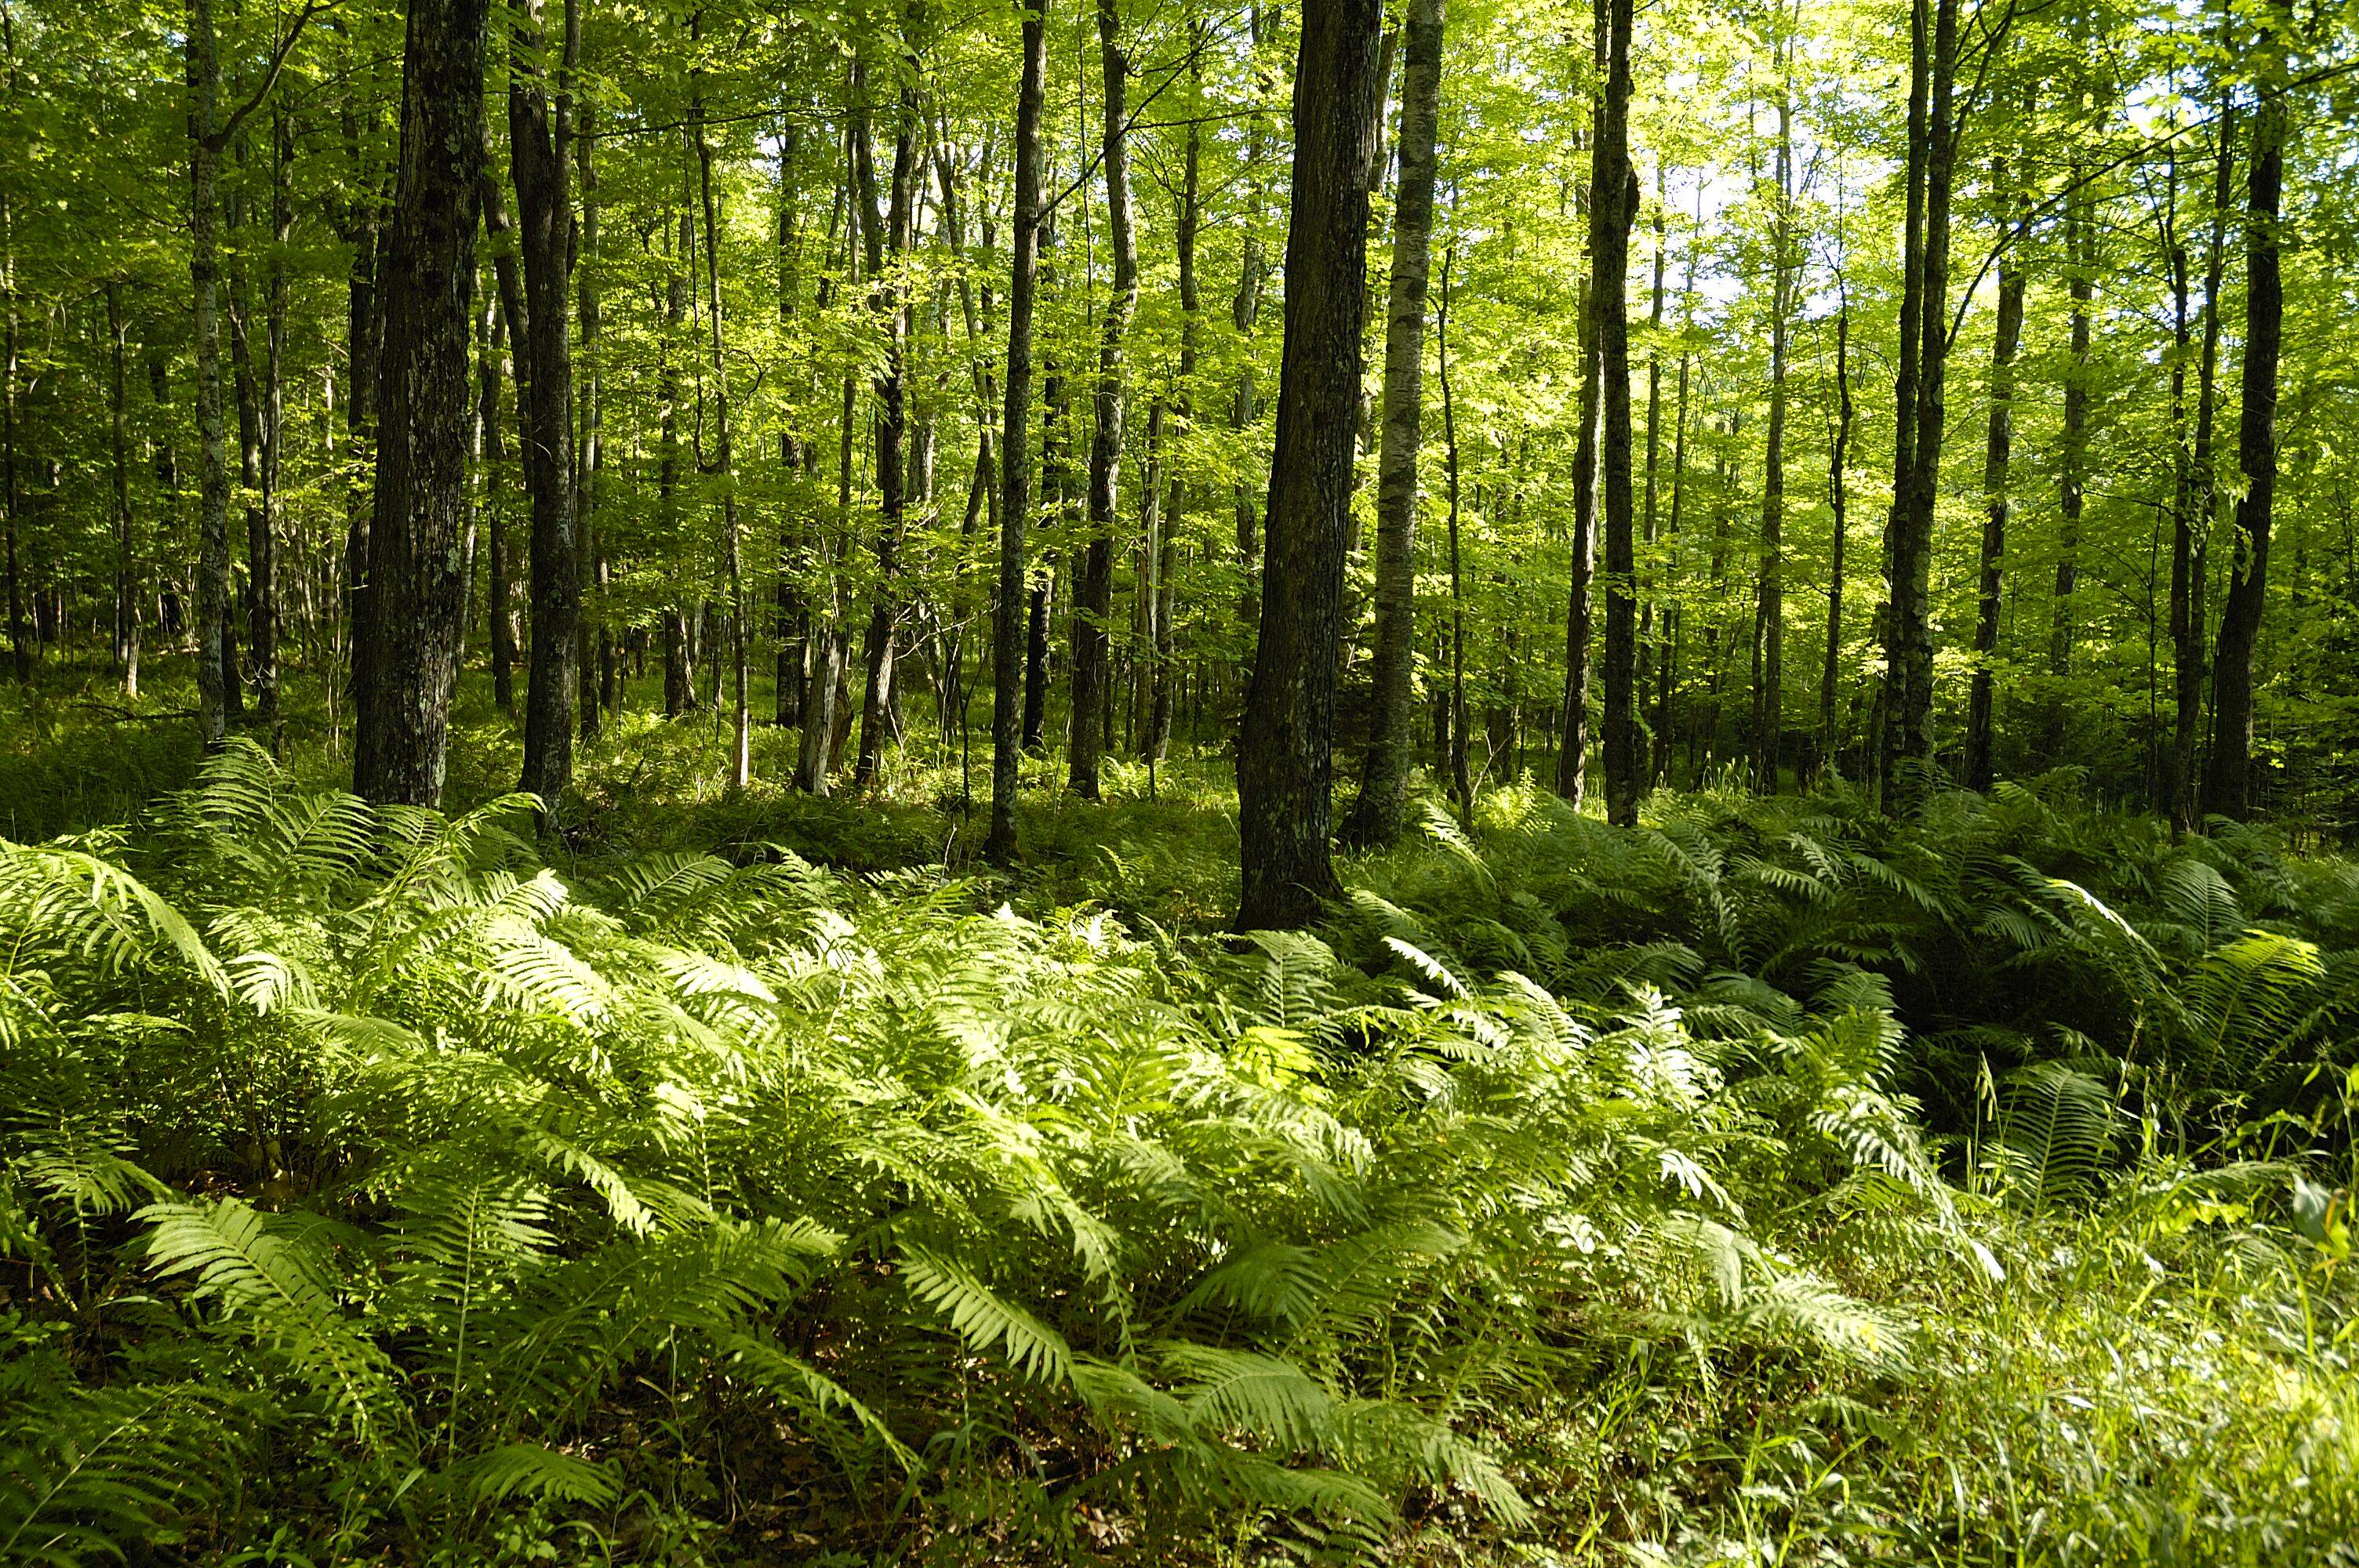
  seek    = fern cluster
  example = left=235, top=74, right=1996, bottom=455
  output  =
left=1, top=746, right=2351, bottom=1564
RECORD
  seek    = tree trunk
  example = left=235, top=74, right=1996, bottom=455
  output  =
left=105, top=284, right=140, bottom=696
left=1343, top=0, right=1446, bottom=845
left=576, top=102, right=604, bottom=748
left=253, top=107, right=289, bottom=739
left=2203, top=31, right=2285, bottom=820
left=353, top=0, right=488, bottom=805
left=2175, top=80, right=2234, bottom=829
left=187, top=0, right=231, bottom=746
left=1888, top=0, right=1955, bottom=803
left=1067, top=0, right=1138, bottom=801
left=1964, top=166, right=2026, bottom=793
left=852, top=45, right=918, bottom=793
left=2048, top=172, right=2093, bottom=689
left=1749, top=71, right=1794, bottom=798
left=482, top=295, right=515, bottom=710
left=511, top=0, right=579, bottom=809
left=691, top=13, right=751, bottom=790
left=1151, top=67, right=1202, bottom=767
left=1234, top=0, right=1383, bottom=930
left=981, top=0, right=1047, bottom=858
left=0, top=193, right=24, bottom=684
left=1878, top=0, right=1931, bottom=806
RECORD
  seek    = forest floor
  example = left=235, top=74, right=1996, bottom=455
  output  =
left=2, top=658, right=2356, bottom=1566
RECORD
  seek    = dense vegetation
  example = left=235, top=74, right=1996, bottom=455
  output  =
left=5, top=0, right=2359, bottom=1559
left=1, top=714, right=2355, bottom=1564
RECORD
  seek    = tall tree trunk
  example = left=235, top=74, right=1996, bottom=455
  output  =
left=1660, top=222, right=1697, bottom=779
left=852, top=45, right=918, bottom=793
left=1438, top=242, right=1472, bottom=820
left=1749, top=72, right=1794, bottom=797
left=775, top=122, right=808, bottom=728
left=2049, top=171, right=2093, bottom=688
left=1343, top=0, right=1446, bottom=845
left=2175, top=81, right=2234, bottom=829
left=482, top=294, right=516, bottom=710
left=1595, top=0, right=1641, bottom=822
left=1888, top=0, right=1956, bottom=802
left=1234, top=0, right=1383, bottom=930
left=1964, top=168, right=2026, bottom=793
left=339, top=105, right=385, bottom=737
left=0, top=192, right=23, bottom=684
left=2203, top=21, right=2286, bottom=820
left=105, top=281, right=140, bottom=695
left=1878, top=0, right=1932, bottom=806
left=187, top=0, right=231, bottom=745
left=986, top=0, right=1049, bottom=859
left=511, top=0, right=579, bottom=809
left=1230, top=4, right=1274, bottom=646
left=691, top=13, right=751, bottom=789
left=354, top=0, right=487, bottom=804
left=576, top=103, right=604, bottom=747
left=1637, top=169, right=1665, bottom=785
left=253, top=108, right=289, bottom=738
left=1068, top=0, right=1138, bottom=800
left=1820, top=289, right=1851, bottom=775
left=1151, top=63, right=1203, bottom=766
left=1557, top=270, right=1601, bottom=805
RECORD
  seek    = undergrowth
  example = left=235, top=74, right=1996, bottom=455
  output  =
left=0, top=739, right=2353, bottom=1566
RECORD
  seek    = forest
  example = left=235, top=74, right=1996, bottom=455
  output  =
left=2, top=0, right=2359, bottom=1559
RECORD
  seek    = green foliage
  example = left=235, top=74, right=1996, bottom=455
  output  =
left=0, top=746, right=2353, bottom=1563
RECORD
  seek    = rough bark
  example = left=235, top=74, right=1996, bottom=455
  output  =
left=853, top=45, right=918, bottom=793
left=1887, top=0, right=1955, bottom=804
left=1234, top=0, right=1383, bottom=930
left=2203, top=32, right=2285, bottom=820
left=1964, top=169, right=2026, bottom=793
left=986, top=0, right=1048, bottom=860
left=1068, top=0, right=1138, bottom=800
left=353, top=0, right=487, bottom=805
left=1343, top=0, right=1446, bottom=845
left=511, top=0, right=579, bottom=810
left=1749, top=72, right=1794, bottom=798
left=691, top=14, right=751, bottom=790
left=2175, top=82, right=2234, bottom=828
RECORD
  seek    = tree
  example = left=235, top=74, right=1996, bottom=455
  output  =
left=1343, top=0, right=1446, bottom=847
left=352, top=0, right=488, bottom=806
left=1234, top=0, right=1383, bottom=930
left=511, top=0, right=580, bottom=810
left=1963, top=157, right=2026, bottom=793
left=985, top=0, right=1049, bottom=863
left=2202, top=4, right=2289, bottom=820
left=1067, top=0, right=1136, bottom=802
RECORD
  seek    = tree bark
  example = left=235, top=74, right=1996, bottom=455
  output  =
left=1749, top=69, right=1794, bottom=798
left=1887, top=0, right=1956, bottom=803
left=1964, top=165, right=2026, bottom=793
left=576, top=103, right=605, bottom=748
left=187, top=0, right=231, bottom=746
left=2203, top=23, right=2286, bottom=820
left=1234, top=0, right=1383, bottom=930
left=1878, top=0, right=1932, bottom=806
left=2174, top=80, right=2234, bottom=828
left=353, top=0, right=488, bottom=805
left=692, top=13, right=752, bottom=790
left=986, top=0, right=1049, bottom=860
left=852, top=44, right=918, bottom=793
left=511, top=0, right=579, bottom=809
left=1, top=192, right=24, bottom=684
left=2048, top=172, right=2093, bottom=688
left=1343, top=0, right=1446, bottom=845
left=1068, top=0, right=1139, bottom=800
